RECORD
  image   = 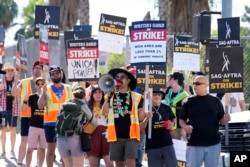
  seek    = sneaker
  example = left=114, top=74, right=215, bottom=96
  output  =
left=0, top=152, right=5, bottom=158
left=16, top=162, right=23, bottom=167
left=10, top=151, right=16, bottom=159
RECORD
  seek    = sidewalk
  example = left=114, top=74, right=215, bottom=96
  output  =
left=0, top=132, right=148, bottom=167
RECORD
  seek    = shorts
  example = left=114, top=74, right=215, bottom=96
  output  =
left=28, top=126, right=46, bottom=149
left=110, top=138, right=139, bottom=161
left=44, top=125, right=57, bottom=143
left=57, top=135, right=84, bottom=158
left=20, top=118, right=31, bottom=136
left=1, top=111, right=18, bottom=127
left=87, top=125, right=110, bottom=157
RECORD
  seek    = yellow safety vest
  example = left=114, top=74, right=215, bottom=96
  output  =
left=44, top=84, right=72, bottom=124
left=20, top=78, right=33, bottom=117
left=107, top=92, right=141, bottom=142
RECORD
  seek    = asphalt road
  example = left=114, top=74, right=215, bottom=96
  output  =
left=0, top=132, right=148, bottom=167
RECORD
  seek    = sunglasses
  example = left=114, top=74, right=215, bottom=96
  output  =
left=6, top=69, right=14, bottom=72
left=193, top=82, right=205, bottom=86
left=50, top=71, right=61, bottom=77
left=115, top=75, right=127, bottom=80
left=153, top=93, right=162, bottom=96
left=36, top=83, right=44, bottom=86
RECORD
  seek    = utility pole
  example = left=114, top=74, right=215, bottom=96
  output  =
left=222, top=0, right=232, bottom=148
left=222, top=0, right=232, bottom=18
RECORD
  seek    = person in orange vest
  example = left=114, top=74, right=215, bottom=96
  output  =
left=38, top=65, right=72, bottom=167
left=12, top=60, right=44, bottom=166
left=0, top=63, right=19, bottom=159
left=102, top=68, right=145, bottom=167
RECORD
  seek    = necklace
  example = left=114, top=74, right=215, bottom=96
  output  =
left=93, top=106, right=102, bottom=119
left=152, top=104, right=161, bottom=113
left=113, top=89, right=131, bottom=117
left=152, top=104, right=162, bottom=121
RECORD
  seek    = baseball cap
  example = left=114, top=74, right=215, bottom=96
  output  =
left=33, top=61, right=43, bottom=68
left=49, top=65, right=61, bottom=73
left=191, top=71, right=205, bottom=76
left=35, top=77, right=45, bottom=84
left=170, top=72, right=184, bottom=81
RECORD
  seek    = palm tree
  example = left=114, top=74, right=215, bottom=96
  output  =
left=49, top=0, right=80, bottom=30
left=0, top=0, right=18, bottom=29
left=78, top=0, right=90, bottom=25
left=14, top=0, right=45, bottom=40
left=158, top=0, right=212, bottom=68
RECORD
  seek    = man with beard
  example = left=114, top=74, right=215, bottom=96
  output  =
left=12, top=61, right=44, bottom=166
left=102, top=68, right=145, bottom=167
left=38, top=65, right=72, bottom=167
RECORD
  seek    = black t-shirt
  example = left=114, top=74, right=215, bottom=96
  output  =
left=28, top=94, right=44, bottom=128
left=113, top=92, right=143, bottom=139
left=180, top=94, right=224, bottom=146
left=145, top=103, right=175, bottom=150
left=6, top=81, right=14, bottom=111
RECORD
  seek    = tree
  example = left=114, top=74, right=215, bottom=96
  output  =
left=107, top=53, right=126, bottom=71
left=78, top=0, right=89, bottom=25
left=14, top=0, right=46, bottom=40
left=242, top=5, right=250, bottom=26
left=0, top=0, right=18, bottom=29
left=158, top=0, right=213, bottom=68
left=49, top=0, right=80, bottom=30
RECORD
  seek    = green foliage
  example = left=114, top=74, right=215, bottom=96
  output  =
left=242, top=5, right=250, bottom=26
left=106, top=52, right=127, bottom=71
left=99, top=65, right=105, bottom=75
left=0, top=0, right=18, bottom=29
left=14, top=0, right=47, bottom=40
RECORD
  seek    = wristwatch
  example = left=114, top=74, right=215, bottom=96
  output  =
left=23, top=100, right=28, bottom=104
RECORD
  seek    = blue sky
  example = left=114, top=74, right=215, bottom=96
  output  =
left=4, top=0, right=249, bottom=46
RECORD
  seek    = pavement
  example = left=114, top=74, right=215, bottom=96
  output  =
left=0, top=132, right=148, bottom=167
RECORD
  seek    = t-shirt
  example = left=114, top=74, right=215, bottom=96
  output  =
left=51, top=84, right=64, bottom=99
left=6, top=81, right=14, bottom=111
left=28, top=94, right=44, bottom=128
left=145, top=103, right=175, bottom=150
left=180, top=94, right=225, bottom=146
left=113, top=92, right=143, bottom=139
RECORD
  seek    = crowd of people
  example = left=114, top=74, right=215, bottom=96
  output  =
left=0, top=60, right=242, bottom=167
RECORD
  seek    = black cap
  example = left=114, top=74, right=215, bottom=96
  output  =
left=170, top=72, right=184, bottom=81
left=192, top=71, right=205, bottom=76
left=49, top=65, right=61, bottom=73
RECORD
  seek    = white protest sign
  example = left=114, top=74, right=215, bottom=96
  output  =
left=173, top=35, right=200, bottom=71
left=67, top=39, right=99, bottom=81
left=98, top=13, right=127, bottom=54
left=130, top=20, right=167, bottom=65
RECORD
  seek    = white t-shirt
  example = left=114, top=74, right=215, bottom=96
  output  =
left=221, top=92, right=245, bottom=113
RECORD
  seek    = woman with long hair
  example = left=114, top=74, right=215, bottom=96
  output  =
left=87, top=85, right=113, bottom=167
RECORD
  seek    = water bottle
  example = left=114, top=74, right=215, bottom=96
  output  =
left=186, top=125, right=193, bottom=140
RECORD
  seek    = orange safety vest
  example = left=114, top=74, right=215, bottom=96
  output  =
left=44, top=84, right=72, bottom=124
left=20, top=78, right=33, bottom=118
left=107, top=92, right=141, bottom=142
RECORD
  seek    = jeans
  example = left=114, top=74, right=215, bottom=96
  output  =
left=186, top=143, right=221, bottom=167
left=136, top=131, right=146, bottom=167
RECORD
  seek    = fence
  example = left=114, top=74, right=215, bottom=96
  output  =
left=3, top=35, right=250, bottom=105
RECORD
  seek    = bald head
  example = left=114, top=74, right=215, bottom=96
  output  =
left=193, top=76, right=208, bottom=96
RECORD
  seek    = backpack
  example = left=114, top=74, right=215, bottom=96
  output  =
left=56, top=98, right=85, bottom=137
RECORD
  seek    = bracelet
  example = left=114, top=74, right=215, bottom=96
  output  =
left=23, top=100, right=28, bottom=104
